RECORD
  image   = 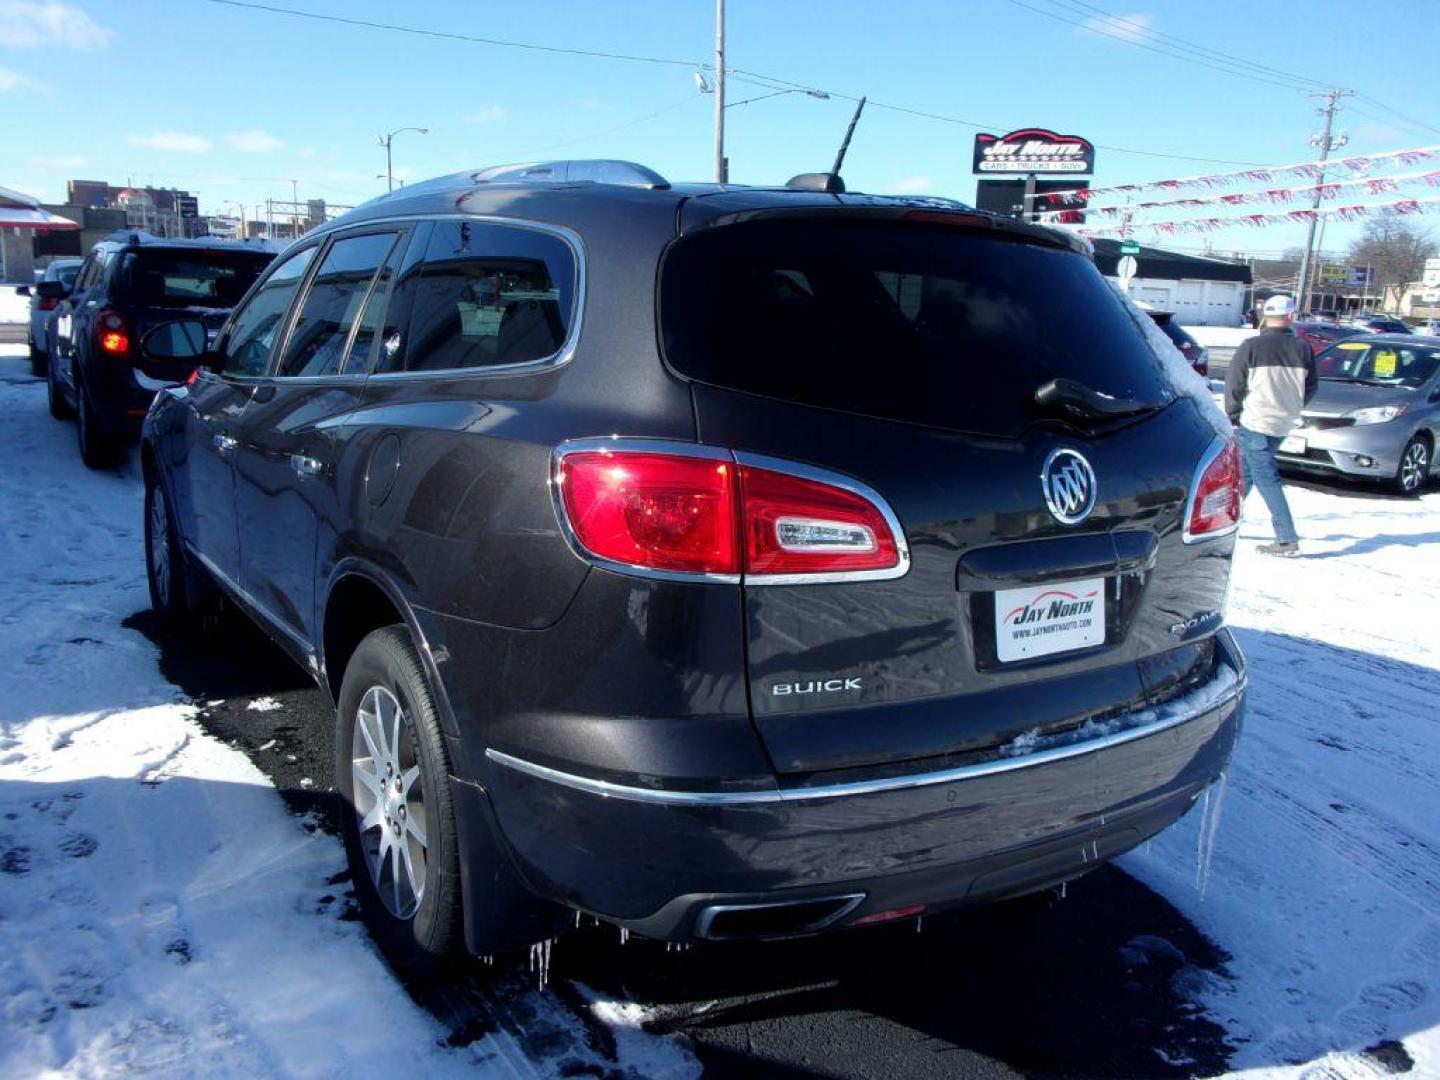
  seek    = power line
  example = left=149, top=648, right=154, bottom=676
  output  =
left=201, top=0, right=1269, bottom=168
left=203, top=0, right=699, bottom=67
left=1357, top=94, right=1440, bottom=139
left=1002, top=0, right=1319, bottom=92
left=1044, top=0, right=1329, bottom=91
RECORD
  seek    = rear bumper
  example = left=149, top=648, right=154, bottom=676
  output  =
left=482, top=630, right=1246, bottom=940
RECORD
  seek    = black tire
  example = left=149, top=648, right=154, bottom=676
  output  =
left=144, top=475, right=189, bottom=625
left=75, top=372, right=115, bottom=469
left=29, top=345, right=46, bottom=378
left=1394, top=436, right=1431, bottom=497
left=47, top=354, right=72, bottom=420
left=336, top=626, right=463, bottom=973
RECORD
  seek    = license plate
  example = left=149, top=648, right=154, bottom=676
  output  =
left=1278, top=435, right=1307, bottom=454
left=995, top=577, right=1105, bottom=663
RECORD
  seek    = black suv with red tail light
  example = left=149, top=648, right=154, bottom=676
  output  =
left=138, top=160, right=1247, bottom=972
left=47, top=231, right=275, bottom=467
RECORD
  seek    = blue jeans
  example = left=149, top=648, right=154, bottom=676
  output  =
left=1237, top=427, right=1298, bottom=544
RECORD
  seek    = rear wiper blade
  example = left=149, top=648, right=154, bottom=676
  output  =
left=1033, top=378, right=1163, bottom=421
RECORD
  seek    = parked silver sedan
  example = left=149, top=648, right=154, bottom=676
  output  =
left=1275, top=335, right=1440, bottom=496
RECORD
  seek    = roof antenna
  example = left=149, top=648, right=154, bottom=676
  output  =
left=831, top=96, right=867, bottom=178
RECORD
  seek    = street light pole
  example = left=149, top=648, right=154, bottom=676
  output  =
left=378, top=127, right=429, bottom=193
left=713, top=0, right=726, bottom=184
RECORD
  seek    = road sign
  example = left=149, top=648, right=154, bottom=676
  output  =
left=1319, top=262, right=1346, bottom=284
left=1120, top=240, right=1140, bottom=256
left=1117, top=255, right=1138, bottom=287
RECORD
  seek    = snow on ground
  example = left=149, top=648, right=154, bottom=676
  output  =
left=1126, top=480, right=1440, bottom=1077
left=1187, top=326, right=1259, bottom=349
left=0, top=285, right=30, bottom=324
left=0, top=345, right=698, bottom=1078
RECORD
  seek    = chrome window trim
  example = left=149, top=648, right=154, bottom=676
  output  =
left=309, top=212, right=585, bottom=381
left=1182, top=434, right=1242, bottom=544
left=547, top=438, right=911, bottom=587
left=485, top=650, right=1244, bottom=806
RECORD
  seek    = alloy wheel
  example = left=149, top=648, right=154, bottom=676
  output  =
left=147, top=485, right=171, bottom=609
left=351, top=685, right=427, bottom=919
left=1400, top=442, right=1429, bottom=494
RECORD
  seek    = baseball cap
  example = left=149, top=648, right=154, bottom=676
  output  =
left=1262, top=295, right=1297, bottom=317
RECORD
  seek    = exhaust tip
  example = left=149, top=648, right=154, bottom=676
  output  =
left=695, top=893, right=865, bottom=941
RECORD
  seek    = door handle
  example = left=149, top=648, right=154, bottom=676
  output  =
left=213, top=433, right=237, bottom=455
left=291, top=454, right=324, bottom=478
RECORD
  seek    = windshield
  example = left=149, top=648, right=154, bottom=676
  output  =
left=1317, top=341, right=1439, bottom=388
left=123, top=249, right=274, bottom=309
left=661, top=218, right=1174, bottom=438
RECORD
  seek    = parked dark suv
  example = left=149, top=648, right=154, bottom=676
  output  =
left=47, top=231, right=275, bottom=467
left=140, top=160, right=1247, bottom=972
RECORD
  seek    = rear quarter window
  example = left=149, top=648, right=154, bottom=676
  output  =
left=660, top=218, right=1174, bottom=438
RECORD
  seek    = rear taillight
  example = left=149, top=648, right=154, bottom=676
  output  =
left=1183, top=436, right=1242, bottom=543
left=95, top=310, right=130, bottom=357
left=553, top=442, right=908, bottom=583
left=38, top=297, right=58, bottom=312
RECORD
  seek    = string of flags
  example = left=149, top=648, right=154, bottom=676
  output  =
left=1071, top=195, right=1440, bottom=239
left=1035, top=169, right=1440, bottom=222
left=1031, top=144, right=1440, bottom=208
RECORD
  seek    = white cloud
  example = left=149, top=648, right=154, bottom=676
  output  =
left=127, top=130, right=213, bottom=154
left=0, top=1, right=111, bottom=49
left=296, top=146, right=317, bottom=159
left=226, top=129, right=284, bottom=153
left=892, top=176, right=934, bottom=194
left=0, top=66, right=45, bottom=92
left=465, top=105, right=508, bottom=124
left=1078, top=11, right=1153, bottom=44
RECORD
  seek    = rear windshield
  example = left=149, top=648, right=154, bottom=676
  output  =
left=1153, top=317, right=1197, bottom=349
left=123, top=249, right=274, bottom=308
left=660, top=219, right=1173, bottom=437
left=53, top=264, right=81, bottom=289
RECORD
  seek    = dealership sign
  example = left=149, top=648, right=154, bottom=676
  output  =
left=973, top=128, right=1095, bottom=175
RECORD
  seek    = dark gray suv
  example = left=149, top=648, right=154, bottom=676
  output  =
left=140, top=160, right=1247, bottom=972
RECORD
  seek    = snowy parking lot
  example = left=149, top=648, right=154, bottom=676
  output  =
left=1, top=341, right=1438, bottom=1078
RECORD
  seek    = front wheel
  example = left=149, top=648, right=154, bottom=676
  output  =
left=1394, top=437, right=1431, bottom=497
left=336, top=626, right=463, bottom=973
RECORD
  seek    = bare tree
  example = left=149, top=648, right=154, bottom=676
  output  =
left=1345, top=217, right=1437, bottom=291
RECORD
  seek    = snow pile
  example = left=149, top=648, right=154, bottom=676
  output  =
left=1125, top=479, right=1440, bottom=1077
left=0, top=346, right=699, bottom=1078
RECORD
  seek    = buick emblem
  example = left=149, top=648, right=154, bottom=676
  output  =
left=1041, top=448, right=1097, bottom=526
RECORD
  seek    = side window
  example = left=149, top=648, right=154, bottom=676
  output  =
left=403, top=220, right=575, bottom=372
left=73, top=255, right=98, bottom=293
left=372, top=222, right=431, bottom=374
left=277, top=231, right=398, bottom=378
left=219, top=245, right=317, bottom=378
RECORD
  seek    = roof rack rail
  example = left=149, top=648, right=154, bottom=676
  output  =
left=471, top=159, right=670, bottom=190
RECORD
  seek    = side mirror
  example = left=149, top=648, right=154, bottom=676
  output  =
left=15, top=285, right=31, bottom=297
left=35, top=281, right=67, bottom=301
left=143, top=319, right=209, bottom=360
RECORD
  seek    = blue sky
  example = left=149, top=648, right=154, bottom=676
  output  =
left=2, top=0, right=1437, bottom=256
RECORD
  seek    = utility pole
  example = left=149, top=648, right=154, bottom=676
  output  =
left=713, top=0, right=727, bottom=183
left=1295, top=88, right=1353, bottom=315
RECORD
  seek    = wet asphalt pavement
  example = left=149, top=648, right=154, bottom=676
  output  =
left=126, top=610, right=1242, bottom=1079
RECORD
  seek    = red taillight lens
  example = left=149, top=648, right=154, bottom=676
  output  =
left=558, top=451, right=739, bottom=575
left=39, top=297, right=58, bottom=311
left=555, top=446, right=907, bottom=581
left=1186, top=437, right=1242, bottom=541
left=95, top=311, right=130, bottom=357
left=740, top=464, right=899, bottom=577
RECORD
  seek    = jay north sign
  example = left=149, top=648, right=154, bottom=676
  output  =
left=973, top=128, right=1095, bottom=175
